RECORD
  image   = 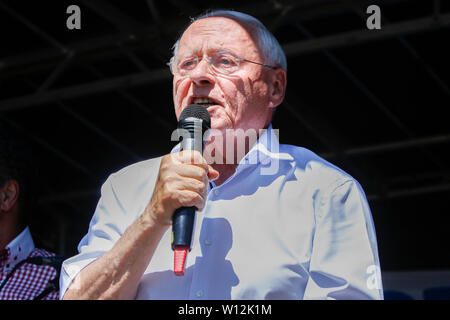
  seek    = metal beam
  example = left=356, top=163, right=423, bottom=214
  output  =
left=0, top=33, right=137, bottom=74
left=23, top=75, right=144, bottom=165
left=320, top=134, right=450, bottom=159
left=0, top=116, right=94, bottom=177
left=0, top=2, right=66, bottom=52
left=283, top=96, right=387, bottom=199
left=283, top=13, right=450, bottom=57
left=38, top=188, right=99, bottom=205
left=346, top=8, right=449, bottom=171
left=81, top=65, right=173, bottom=130
left=293, top=22, right=413, bottom=137
left=387, top=170, right=449, bottom=185
left=282, top=99, right=339, bottom=152
left=350, top=7, right=450, bottom=98
left=291, top=19, right=448, bottom=176
left=0, top=0, right=175, bottom=76
left=80, top=0, right=145, bottom=33
left=146, top=0, right=162, bottom=26
left=0, top=1, right=433, bottom=78
left=0, top=68, right=171, bottom=112
left=38, top=52, right=76, bottom=92
left=367, top=183, right=450, bottom=201
left=1, top=11, right=450, bottom=111
left=78, top=0, right=174, bottom=70
left=59, top=104, right=142, bottom=162
left=118, top=46, right=150, bottom=72
left=434, top=0, right=441, bottom=18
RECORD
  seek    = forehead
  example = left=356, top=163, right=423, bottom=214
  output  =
left=178, top=17, right=261, bottom=57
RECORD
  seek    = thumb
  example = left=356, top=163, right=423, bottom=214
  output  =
left=207, top=165, right=220, bottom=181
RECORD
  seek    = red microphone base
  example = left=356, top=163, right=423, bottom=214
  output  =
left=174, top=246, right=189, bottom=276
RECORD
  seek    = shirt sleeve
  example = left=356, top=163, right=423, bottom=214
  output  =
left=303, top=178, right=383, bottom=300
left=59, top=173, right=133, bottom=299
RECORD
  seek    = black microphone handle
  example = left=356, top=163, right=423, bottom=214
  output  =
left=171, top=206, right=196, bottom=250
left=171, top=123, right=206, bottom=252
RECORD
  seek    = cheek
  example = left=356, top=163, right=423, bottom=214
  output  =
left=217, top=78, right=246, bottom=113
left=224, top=78, right=271, bottom=129
left=173, top=78, right=190, bottom=118
left=222, top=77, right=263, bottom=111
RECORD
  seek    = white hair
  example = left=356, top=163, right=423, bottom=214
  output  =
left=170, top=10, right=287, bottom=71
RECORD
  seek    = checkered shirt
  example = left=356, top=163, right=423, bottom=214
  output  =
left=0, top=228, right=59, bottom=300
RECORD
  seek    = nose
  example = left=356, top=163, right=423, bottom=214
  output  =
left=189, top=58, right=215, bottom=87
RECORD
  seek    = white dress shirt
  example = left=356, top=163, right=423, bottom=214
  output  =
left=60, top=125, right=383, bottom=300
left=1, top=227, right=35, bottom=273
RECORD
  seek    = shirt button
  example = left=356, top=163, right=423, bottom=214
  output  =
left=196, top=290, right=203, bottom=298
left=214, top=189, right=219, bottom=196
left=204, top=239, right=212, bottom=246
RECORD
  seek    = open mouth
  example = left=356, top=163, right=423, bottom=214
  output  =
left=191, top=97, right=220, bottom=108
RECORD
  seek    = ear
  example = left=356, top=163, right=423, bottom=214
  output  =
left=267, top=68, right=287, bottom=109
left=0, top=180, right=20, bottom=213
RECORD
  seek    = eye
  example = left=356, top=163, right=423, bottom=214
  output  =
left=179, top=58, right=197, bottom=69
left=220, top=58, right=232, bottom=65
left=215, top=54, right=238, bottom=68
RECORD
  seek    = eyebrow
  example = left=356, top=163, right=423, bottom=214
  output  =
left=181, top=47, right=238, bottom=57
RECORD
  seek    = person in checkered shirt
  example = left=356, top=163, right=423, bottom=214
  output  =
left=0, top=124, right=59, bottom=300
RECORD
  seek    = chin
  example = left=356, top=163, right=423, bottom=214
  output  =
left=209, top=117, right=232, bottom=131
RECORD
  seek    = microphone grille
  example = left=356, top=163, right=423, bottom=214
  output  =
left=179, top=104, right=211, bottom=127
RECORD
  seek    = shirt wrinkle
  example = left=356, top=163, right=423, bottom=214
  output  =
left=60, top=124, right=383, bottom=300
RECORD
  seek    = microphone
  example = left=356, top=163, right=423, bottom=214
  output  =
left=172, top=104, right=211, bottom=276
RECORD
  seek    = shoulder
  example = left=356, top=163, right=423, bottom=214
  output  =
left=110, top=156, right=163, bottom=180
left=96, top=157, right=164, bottom=215
left=280, top=144, right=372, bottom=222
left=102, top=156, right=163, bottom=190
left=279, top=143, right=358, bottom=191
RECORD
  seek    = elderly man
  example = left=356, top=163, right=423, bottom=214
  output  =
left=61, top=10, right=382, bottom=300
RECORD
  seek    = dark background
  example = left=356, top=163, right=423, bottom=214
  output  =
left=0, top=0, right=449, bottom=273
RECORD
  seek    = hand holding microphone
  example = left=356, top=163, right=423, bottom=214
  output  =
left=143, top=105, right=218, bottom=275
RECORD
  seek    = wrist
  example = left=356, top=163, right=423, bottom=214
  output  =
left=140, top=205, right=171, bottom=233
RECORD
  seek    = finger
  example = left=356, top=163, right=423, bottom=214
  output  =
left=171, top=163, right=208, bottom=182
left=174, top=177, right=207, bottom=196
left=171, top=150, right=209, bottom=171
left=207, top=165, right=220, bottom=181
left=176, top=189, right=206, bottom=211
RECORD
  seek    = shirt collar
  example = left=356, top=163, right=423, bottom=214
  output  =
left=0, top=226, right=35, bottom=271
left=170, top=124, right=293, bottom=164
left=239, top=124, right=294, bottom=167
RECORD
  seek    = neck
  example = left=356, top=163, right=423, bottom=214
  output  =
left=205, top=126, right=269, bottom=186
left=210, top=163, right=237, bottom=186
left=205, top=138, right=248, bottom=187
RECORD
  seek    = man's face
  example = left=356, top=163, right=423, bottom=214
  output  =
left=172, top=17, right=279, bottom=133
